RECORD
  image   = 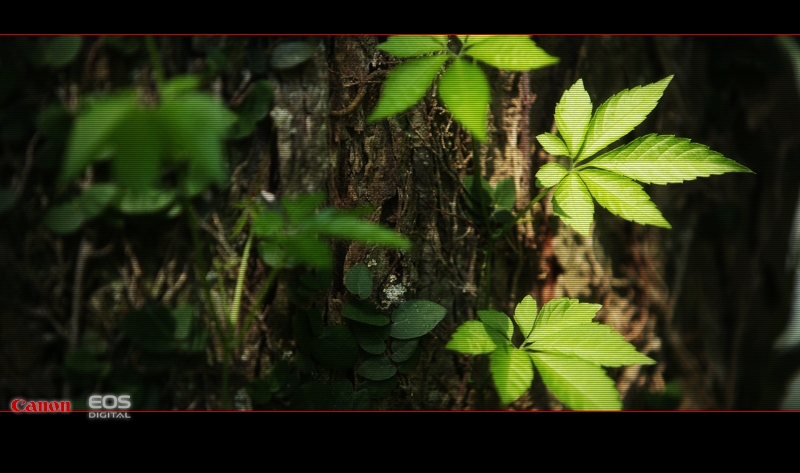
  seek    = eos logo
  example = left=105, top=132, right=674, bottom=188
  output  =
left=88, top=394, right=131, bottom=410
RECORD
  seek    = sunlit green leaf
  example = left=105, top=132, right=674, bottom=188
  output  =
left=446, top=320, right=500, bottom=354
left=478, top=309, right=514, bottom=340
left=585, top=134, right=753, bottom=184
left=536, top=132, right=570, bottom=158
left=389, top=300, right=446, bottom=339
left=579, top=168, right=671, bottom=229
left=465, top=36, right=558, bottom=72
left=552, top=172, right=594, bottom=236
left=555, top=79, right=592, bottom=157
left=529, top=298, right=601, bottom=341
left=491, top=344, right=534, bottom=404
left=535, top=163, right=568, bottom=188
left=514, top=295, right=538, bottom=340
left=532, top=323, right=655, bottom=367
left=578, top=76, right=673, bottom=161
left=439, top=58, right=490, bottom=142
left=379, top=36, right=448, bottom=57
left=530, top=352, right=621, bottom=410
left=368, top=55, right=449, bottom=122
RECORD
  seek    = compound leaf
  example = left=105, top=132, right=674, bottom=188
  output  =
left=379, top=36, right=448, bottom=57
left=536, top=132, right=570, bottom=158
left=586, top=134, right=753, bottom=184
left=555, top=79, right=592, bottom=157
left=390, top=300, right=446, bottom=339
left=552, top=172, right=594, bottom=236
left=535, top=162, right=568, bottom=188
left=446, top=320, right=500, bottom=354
left=529, top=298, right=601, bottom=341
left=491, top=344, right=534, bottom=405
left=578, top=75, right=673, bottom=161
left=368, top=55, right=449, bottom=122
left=579, top=168, right=671, bottom=229
left=530, top=351, right=621, bottom=410
left=439, top=58, right=490, bottom=142
left=465, top=36, right=558, bottom=72
left=532, top=322, right=656, bottom=367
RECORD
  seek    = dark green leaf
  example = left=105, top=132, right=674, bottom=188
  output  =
left=341, top=301, right=390, bottom=326
left=345, top=263, right=373, bottom=299
left=45, top=36, right=83, bottom=69
left=310, top=325, right=358, bottom=369
left=360, top=376, right=397, bottom=399
left=493, top=177, right=516, bottom=209
left=172, top=304, right=193, bottom=341
left=358, top=356, right=397, bottom=381
left=389, top=300, right=446, bottom=339
left=350, top=322, right=389, bottom=355
left=390, top=338, right=419, bottom=363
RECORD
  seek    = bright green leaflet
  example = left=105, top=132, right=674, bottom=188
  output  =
left=369, top=35, right=558, bottom=142
left=535, top=76, right=753, bottom=236
left=447, top=297, right=655, bottom=409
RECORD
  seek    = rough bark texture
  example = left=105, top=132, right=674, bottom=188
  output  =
left=3, top=36, right=800, bottom=410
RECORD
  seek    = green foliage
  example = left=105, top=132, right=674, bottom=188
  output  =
left=369, top=35, right=558, bottom=141
left=447, top=296, right=655, bottom=409
left=462, top=175, right=517, bottom=228
left=535, top=77, right=753, bottom=236
left=345, top=263, right=373, bottom=299
left=251, top=193, right=411, bottom=270
left=45, top=75, right=238, bottom=234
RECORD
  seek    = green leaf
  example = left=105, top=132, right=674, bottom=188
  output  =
left=270, top=41, right=316, bottom=70
left=579, top=168, right=671, bottom=229
left=172, top=304, right=194, bottom=341
left=555, top=79, right=592, bottom=157
left=491, top=344, right=534, bottom=405
left=532, top=323, right=656, bottom=367
left=464, top=36, right=558, bottom=72
left=345, top=263, right=373, bottom=299
left=116, top=187, right=176, bottom=214
left=493, top=177, right=516, bottom=209
left=282, top=193, right=326, bottom=225
left=43, top=183, right=119, bottom=234
left=45, top=36, right=83, bottom=69
left=514, top=295, right=538, bottom=340
left=360, top=376, right=398, bottom=399
left=251, top=209, right=285, bottom=237
left=312, top=208, right=411, bottom=250
left=578, top=76, right=673, bottom=161
left=389, top=300, right=446, bottom=339
left=552, top=172, right=594, bottom=236
left=310, top=325, right=358, bottom=369
left=462, top=175, right=493, bottom=210
left=536, top=132, right=570, bottom=158
left=584, top=134, right=753, bottom=184
left=111, top=106, right=164, bottom=192
left=390, top=338, right=419, bottom=363
left=446, top=320, right=500, bottom=354
left=368, top=55, right=449, bottom=122
left=529, top=298, right=601, bottom=341
left=379, top=36, right=448, bottom=57
left=358, top=356, right=397, bottom=381
left=350, top=322, right=389, bottom=355
left=341, top=301, right=390, bottom=326
left=60, top=91, right=138, bottom=188
left=535, top=163, right=568, bottom=188
left=439, top=58, right=490, bottom=142
left=530, top=352, right=621, bottom=410
left=478, top=310, right=514, bottom=340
